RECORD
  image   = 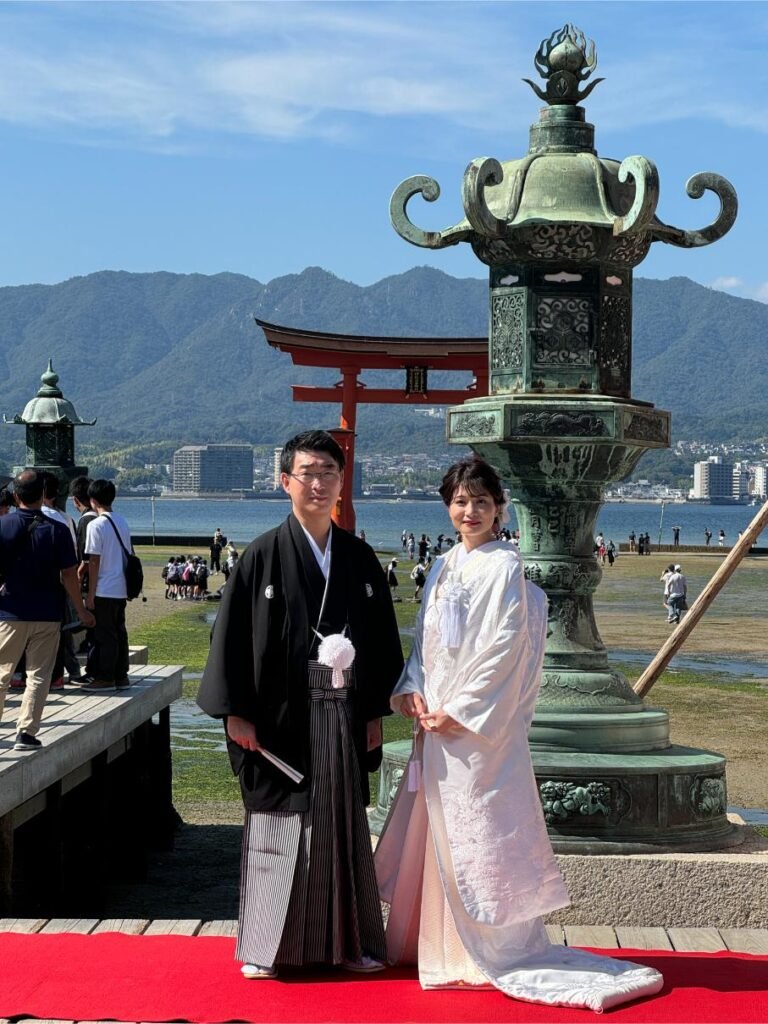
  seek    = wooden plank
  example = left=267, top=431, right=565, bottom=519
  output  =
left=92, top=919, right=149, bottom=934
left=1, top=667, right=183, bottom=817
left=129, top=645, right=149, bottom=665
left=719, top=928, right=768, bottom=955
left=564, top=925, right=619, bottom=948
left=199, top=920, right=238, bottom=937
left=39, top=919, right=99, bottom=934
left=545, top=924, right=564, bottom=945
left=0, top=918, right=47, bottom=933
left=615, top=926, right=673, bottom=950
left=144, top=919, right=202, bottom=936
left=668, top=927, right=727, bottom=952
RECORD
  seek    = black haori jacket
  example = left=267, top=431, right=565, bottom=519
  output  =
left=197, top=515, right=404, bottom=812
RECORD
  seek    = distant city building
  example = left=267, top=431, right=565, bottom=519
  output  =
left=754, top=464, right=768, bottom=499
left=172, top=444, right=253, bottom=493
left=352, top=461, right=363, bottom=498
left=732, top=461, right=750, bottom=501
left=273, top=447, right=283, bottom=490
left=691, top=456, right=741, bottom=503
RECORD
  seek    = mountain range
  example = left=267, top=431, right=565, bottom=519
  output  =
left=0, top=267, right=764, bottom=461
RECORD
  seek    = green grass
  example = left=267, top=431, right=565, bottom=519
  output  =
left=173, top=748, right=241, bottom=803
left=132, top=604, right=212, bottom=672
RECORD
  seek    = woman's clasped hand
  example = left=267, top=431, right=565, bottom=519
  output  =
left=393, top=692, right=460, bottom=733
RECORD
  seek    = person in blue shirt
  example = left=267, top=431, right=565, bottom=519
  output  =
left=0, top=469, right=94, bottom=751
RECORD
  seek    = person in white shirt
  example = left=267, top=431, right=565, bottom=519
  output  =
left=76, top=479, right=133, bottom=690
left=40, top=472, right=80, bottom=687
left=664, top=564, right=688, bottom=624
left=40, top=473, right=77, bottom=547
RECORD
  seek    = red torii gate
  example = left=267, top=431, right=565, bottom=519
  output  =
left=257, top=319, right=489, bottom=531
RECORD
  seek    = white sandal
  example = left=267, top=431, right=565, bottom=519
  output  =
left=241, top=963, right=278, bottom=979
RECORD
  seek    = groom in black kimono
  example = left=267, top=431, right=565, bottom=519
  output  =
left=198, top=430, right=403, bottom=978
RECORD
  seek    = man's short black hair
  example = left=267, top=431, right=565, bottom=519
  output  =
left=88, top=478, right=116, bottom=506
left=0, top=488, right=14, bottom=509
left=69, top=475, right=93, bottom=504
left=41, top=471, right=60, bottom=501
left=280, top=430, right=345, bottom=475
left=14, top=468, right=44, bottom=504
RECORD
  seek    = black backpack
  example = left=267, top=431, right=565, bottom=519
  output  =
left=103, top=515, right=144, bottom=600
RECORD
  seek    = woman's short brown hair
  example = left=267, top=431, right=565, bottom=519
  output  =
left=438, top=456, right=505, bottom=507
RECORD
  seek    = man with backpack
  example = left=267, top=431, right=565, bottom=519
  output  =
left=0, top=470, right=94, bottom=749
left=76, top=479, right=135, bottom=691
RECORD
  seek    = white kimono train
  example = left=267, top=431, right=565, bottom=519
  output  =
left=375, top=541, right=663, bottom=1013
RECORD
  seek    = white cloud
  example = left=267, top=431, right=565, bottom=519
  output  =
left=709, top=276, right=744, bottom=291
left=0, top=2, right=762, bottom=149
left=753, top=282, right=768, bottom=304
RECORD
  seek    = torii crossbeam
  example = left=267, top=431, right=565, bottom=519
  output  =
left=257, top=319, right=489, bottom=531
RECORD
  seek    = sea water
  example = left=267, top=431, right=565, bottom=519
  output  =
left=112, top=496, right=766, bottom=552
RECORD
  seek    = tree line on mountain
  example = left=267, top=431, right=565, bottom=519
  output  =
left=0, top=267, right=764, bottom=487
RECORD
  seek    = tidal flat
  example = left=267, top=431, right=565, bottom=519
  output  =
left=128, top=545, right=768, bottom=819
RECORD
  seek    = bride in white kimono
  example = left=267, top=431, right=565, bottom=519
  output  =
left=375, top=457, right=663, bottom=1013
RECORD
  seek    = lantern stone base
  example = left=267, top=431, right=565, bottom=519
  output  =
left=369, top=740, right=412, bottom=836
left=532, top=747, right=741, bottom=854
left=548, top=820, right=768, bottom=928
left=370, top=740, right=743, bottom=855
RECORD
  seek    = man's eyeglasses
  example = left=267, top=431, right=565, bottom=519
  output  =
left=289, top=471, right=341, bottom=485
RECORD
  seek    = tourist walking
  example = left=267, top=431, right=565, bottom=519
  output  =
left=417, top=534, right=429, bottom=564
left=637, top=532, right=645, bottom=556
left=78, top=479, right=134, bottom=690
left=606, top=539, right=616, bottom=566
left=376, top=456, right=663, bottom=1012
left=69, top=475, right=97, bottom=661
left=0, top=470, right=94, bottom=751
left=209, top=537, right=223, bottom=574
left=386, top=557, right=400, bottom=602
left=704, top=528, right=712, bottom=547
left=628, top=530, right=636, bottom=552
left=719, top=529, right=726, bottom=547
left=411, top=561, right=427, bottom=601
left=664, top=564, right=687, bottom=624
left=40, top=473, right=80, bottom=689
left=197, top=430, right=403, bottom=980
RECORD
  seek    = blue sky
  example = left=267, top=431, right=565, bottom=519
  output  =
left=0, top=0, right=765, bottom=301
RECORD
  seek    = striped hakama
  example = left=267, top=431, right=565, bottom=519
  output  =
left=235, top=661, right=385, bottom=968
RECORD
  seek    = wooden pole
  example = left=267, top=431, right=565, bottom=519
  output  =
left=633, top=496, right=768, bottom=699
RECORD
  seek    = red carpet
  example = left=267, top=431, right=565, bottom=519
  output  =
left=0, top=933, right=765, bottom=1022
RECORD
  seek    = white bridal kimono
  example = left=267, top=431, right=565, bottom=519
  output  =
left=375, top=541, right=663, bottom=1013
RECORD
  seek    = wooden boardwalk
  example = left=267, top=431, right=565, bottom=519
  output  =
left=1, top=665, right=183, bottom=915
left=0, top=664, right=181, bottom=818
left=2, top=916, right=767, bottom=951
